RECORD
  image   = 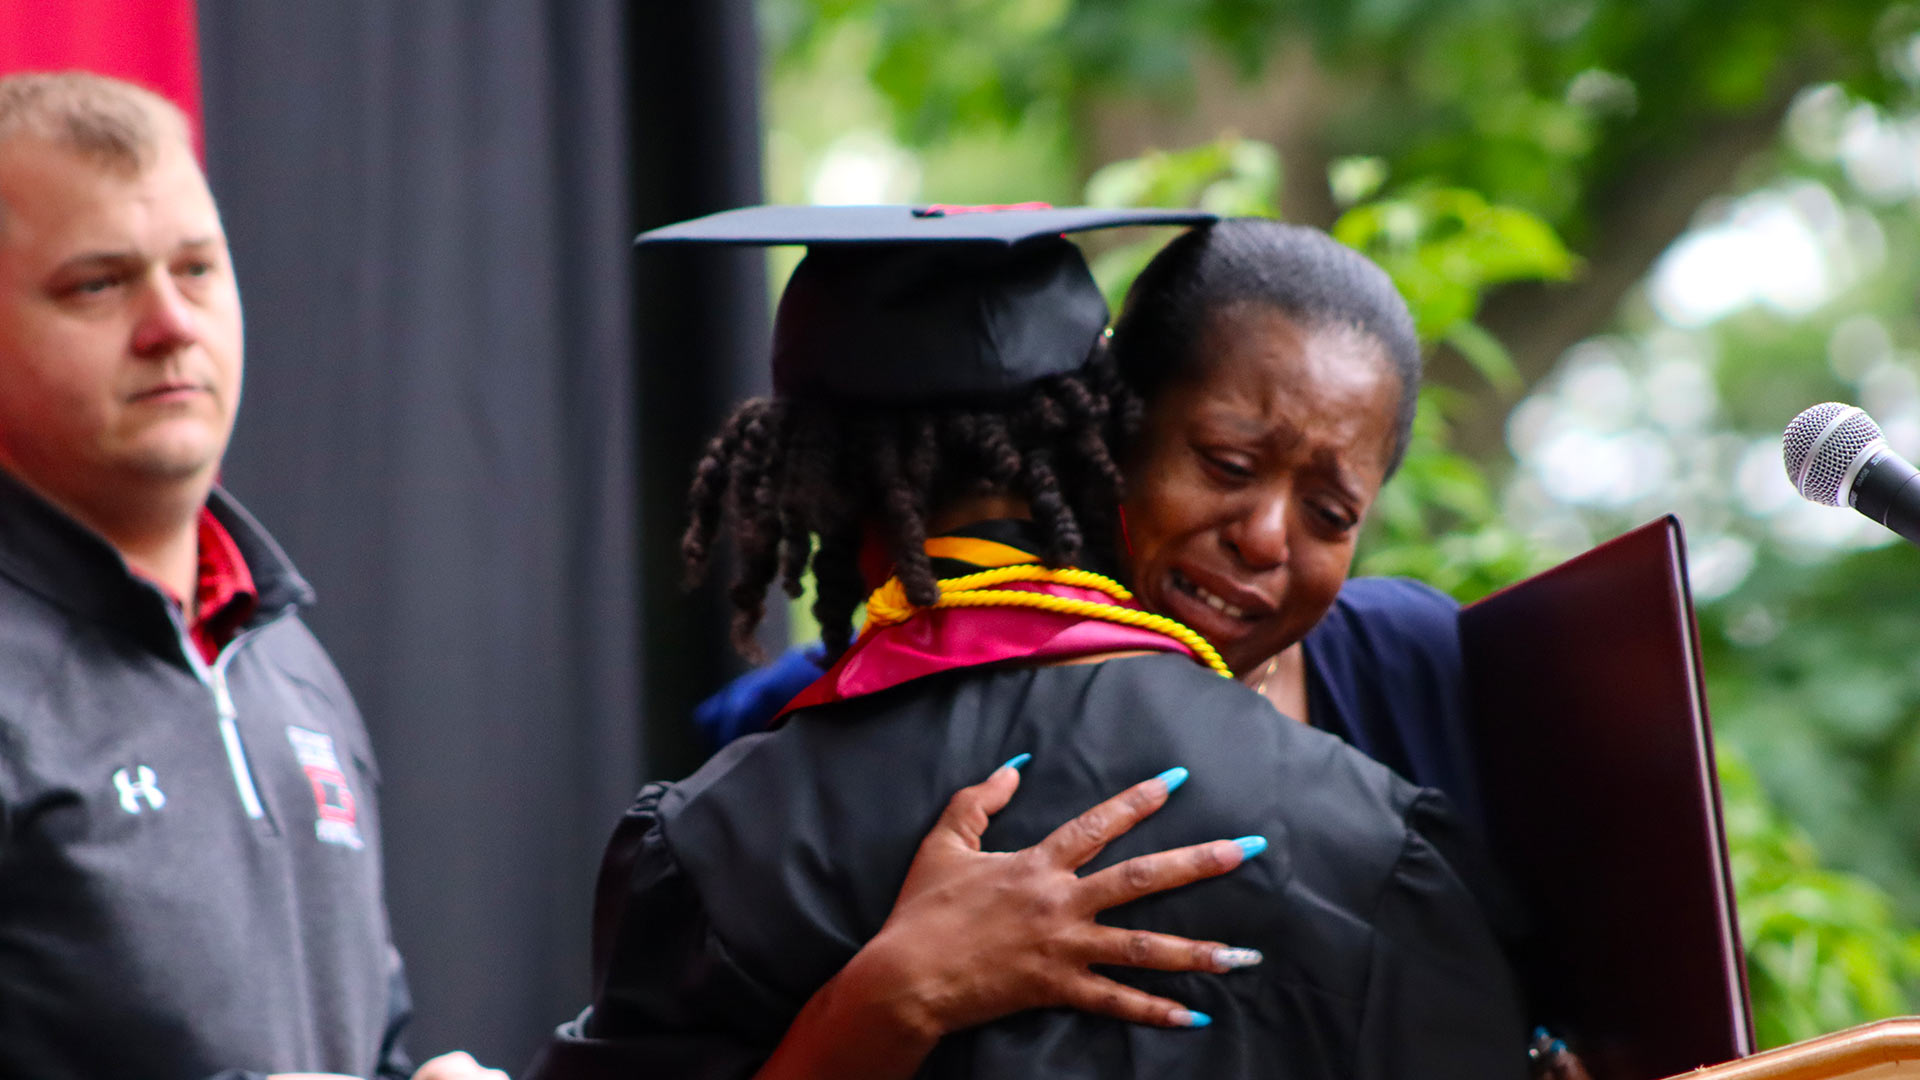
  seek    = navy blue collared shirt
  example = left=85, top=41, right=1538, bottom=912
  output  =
left=1301, top=576, right=1483, bottom=832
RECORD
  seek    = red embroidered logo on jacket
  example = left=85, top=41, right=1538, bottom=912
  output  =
left=286, top=726, right=365, bottom=850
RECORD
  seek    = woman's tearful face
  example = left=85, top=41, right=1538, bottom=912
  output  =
left=1122, top=301, right=1402, bottom=677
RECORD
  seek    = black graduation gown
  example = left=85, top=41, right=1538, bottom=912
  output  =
left=531, top=646, right=1529, bottom=1079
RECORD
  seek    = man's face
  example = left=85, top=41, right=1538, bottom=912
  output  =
left=0, top=134, right=242, bottom=513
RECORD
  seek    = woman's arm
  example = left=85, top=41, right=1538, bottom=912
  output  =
left=754, top=761, right=1263, bottom=1080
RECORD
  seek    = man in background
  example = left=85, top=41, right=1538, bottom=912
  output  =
left=0, top=70, right=497, bottom=1080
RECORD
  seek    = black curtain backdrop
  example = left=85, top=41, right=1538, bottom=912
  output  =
left=626, top=5, right=778, bottom=777
left=199, top=1, right=767, bottom=1068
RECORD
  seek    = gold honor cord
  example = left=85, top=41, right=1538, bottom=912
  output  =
left=863, top=564, right=1233, bottom=680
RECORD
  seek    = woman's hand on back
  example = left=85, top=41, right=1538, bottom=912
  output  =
left=754, top=759, right=1265, bottom=1080
left=869, top=757, right=1263, bottom=1034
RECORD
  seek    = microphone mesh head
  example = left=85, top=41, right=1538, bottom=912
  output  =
left=1783, top=402, right=1882, bottom=506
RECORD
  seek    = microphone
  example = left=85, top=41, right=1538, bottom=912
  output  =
left=1783, top=402, right=1920, bottom=546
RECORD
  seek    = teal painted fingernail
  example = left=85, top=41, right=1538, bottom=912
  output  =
left=1154, top=766, right=1188, bottom=793
left=999, top=753, right=1032, bottom=772
left=1173, top=1009, right=1212, bottom=1028
left=1232, top=835, right=1267, bottom=859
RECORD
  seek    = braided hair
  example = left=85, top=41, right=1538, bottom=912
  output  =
left=682, top=349, right=1139, bottom=660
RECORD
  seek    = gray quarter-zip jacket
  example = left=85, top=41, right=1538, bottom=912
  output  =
left=0, top=470, right=410, bottom=1080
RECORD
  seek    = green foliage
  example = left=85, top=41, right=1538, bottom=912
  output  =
left=1083, top=137, right=1282, bottom=216
left=1698, top=543, right=1920, bottom=923
left=1327, top=155, right=1389, bottom=207
left=1082, top=136, right=1283, bottom=308
left=1332, top=187, right=1578, bottom=351
left=1720, top=748, right=1920, bottom=1047
left=764, top=0, right=1903, bottom=243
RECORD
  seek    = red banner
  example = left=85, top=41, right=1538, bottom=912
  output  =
left=0, top=0, right=202, bottom=148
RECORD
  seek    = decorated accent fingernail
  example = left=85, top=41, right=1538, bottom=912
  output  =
left=999, top=753, right=1032, bottom=772
left=1213, top=946, right=1263, bottom=970
left=1232, top=835, right=1267, bottom=859
left=1155, top=766, right=1189, bottom=793
left=1172, top=1009, right=1212, bottom=1028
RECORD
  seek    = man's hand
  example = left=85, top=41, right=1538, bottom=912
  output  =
left=410, top=1052, right=508, bottom=1080
left=266, top=1054, right=505, bottom=1080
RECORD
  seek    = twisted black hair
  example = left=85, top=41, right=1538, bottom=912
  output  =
left=682, top=351, right=1138, bottom=661
left=1111, top=217, right=1422, bottom=475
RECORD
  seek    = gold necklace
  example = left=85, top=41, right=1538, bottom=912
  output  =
left=1250, top=653, right=1282, bottom=696
left=1248, top=651, right=1311, bottom=724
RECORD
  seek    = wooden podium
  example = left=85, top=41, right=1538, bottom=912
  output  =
left=1658, top=1019, right=1920, bottom=1078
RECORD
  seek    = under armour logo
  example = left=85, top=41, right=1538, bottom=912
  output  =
left=112, top=766, right=166, bottom=814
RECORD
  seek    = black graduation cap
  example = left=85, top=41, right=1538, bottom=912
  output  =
left=636, top=204, right=1218, bottom=403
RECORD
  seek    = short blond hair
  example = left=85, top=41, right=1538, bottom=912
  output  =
left=0, top=72, right=194, bottom=233
left=0, top=70, right=192, bottom=162
left=1, top=69, right=192, bottom=158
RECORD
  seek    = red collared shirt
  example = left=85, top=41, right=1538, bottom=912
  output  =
left=147, top=508, right=260, bottom=665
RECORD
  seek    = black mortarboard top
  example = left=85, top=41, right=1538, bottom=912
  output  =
left=636, top=204, right=1217, bottom=403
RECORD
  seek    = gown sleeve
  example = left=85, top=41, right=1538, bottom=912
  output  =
left=1352, top=789, right=1531, bottom=1080
left=523, top=783, right=798, bottom=1080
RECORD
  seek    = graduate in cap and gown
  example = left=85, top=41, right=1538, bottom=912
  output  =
left=530, top=206, right=1530, bottom=1080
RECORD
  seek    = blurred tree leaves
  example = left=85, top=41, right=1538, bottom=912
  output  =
left=1082, top=137, right=1283, bottom=308
left=764, top=0, right=1903, bottom=239
left=1334, top=186, right=1577, bottom=366
left=1721, top=748, right=1920, bottom=1047
left=1700, top=542, right=1920, bottom=920
left=1084, top=138, right=1281, bottom=217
